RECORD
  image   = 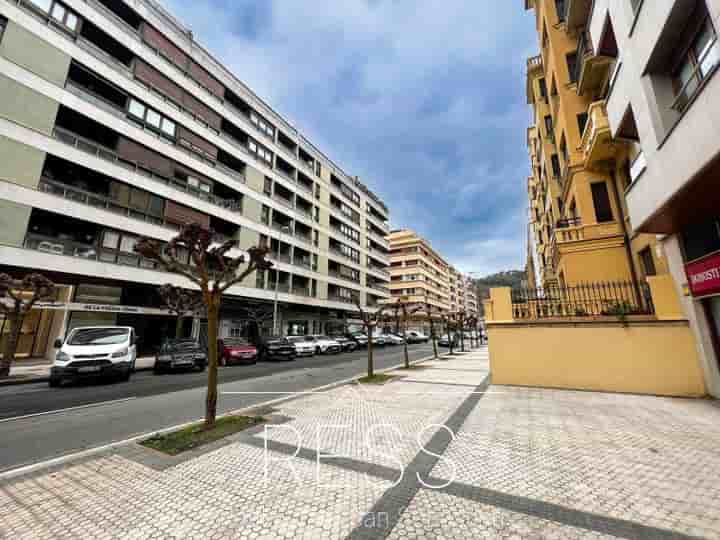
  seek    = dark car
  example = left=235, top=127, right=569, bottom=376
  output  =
left=348, top=332, right=368, bottom=348
left=438, top=334, right=460, bottom=348
left=331, top=335, right=358, bottom=352
left=258, top=336, right=297, bottom=361
left=218, top=338, right=258, bottom=365
left=154, top=339, right=207, bottom=374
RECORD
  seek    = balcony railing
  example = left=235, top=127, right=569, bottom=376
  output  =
left=272, top=252, right=292, bottom=264
left=580, top=101, right=610, bottom=158
left=328, top=293, right=357, bottom=305
left=294, top=229, right=312, bottom=243
left=329, top=269, right=361, bottom=284
left=273, top=192, right=295, bottom=209
left=556, top=217, right=582, bottom=229
left=271, top=222, right=293, bottom=234
left=527, top=54, right=543, bottom=71
left=293, top=257, right=312, bottom=269
left=292, top=286, right=312, bottom=297
left=269, top=282, right=291, bottom=294
left=51, top=128, right=243, bottom=212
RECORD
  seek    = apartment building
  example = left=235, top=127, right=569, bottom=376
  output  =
left=525, top=0, right=669, bottom=289
left=575, top=0, right=720, bottom=396
left=449, top=267, right=479, bottom=318
left=0, top=0, right=391, bottom=359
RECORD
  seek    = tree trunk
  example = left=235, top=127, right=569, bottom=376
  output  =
left=175, top=315, right=183, bottom=339
left=0, top=311, right=22, bottom=378
left=204, top=298, right=220, bottom=429
left=403, top=339, right=409, bottom=368
left=367, top=335, right=374, bottom=378
left=449, top=331, right=454, bottom=356
left=430, top=322, right=438, bottom=359
left=460, top=328, right=465, bottom=352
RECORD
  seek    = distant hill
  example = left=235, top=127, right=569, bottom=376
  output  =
left=472, top=270, right=525, bottom=302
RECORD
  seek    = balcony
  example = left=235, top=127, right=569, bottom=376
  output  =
left=576, top=31, right=616, bottom=96
left=550, top=220, right=624, bottom=269
left=580, top=101, right=613, bottom=166
left=51, top=128, right=243, bottom=212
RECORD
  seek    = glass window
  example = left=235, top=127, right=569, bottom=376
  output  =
left=187, top=176, right=199, bottom=188
left=65, top=12, right=78, bottom=31
left=102, top=231, right=119, bottom=249
left=128, top=99, right=145, bottom=119
left=146, top=109, right=161, bottom=129
left=29, top=0, right=52, bottom=13
left=199, top=182, right=210, bottom=193
left=119, top=235, right=137, bottom=253
left=696, top=21, right=719, bottom=76
left=161, top=118, right=176, bottom=137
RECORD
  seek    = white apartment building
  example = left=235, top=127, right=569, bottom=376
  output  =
left=0, top=0, right=391, bottom=359
left=581, top=0, right=720, bottom=396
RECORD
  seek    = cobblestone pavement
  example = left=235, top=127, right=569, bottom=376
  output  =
left=1, top=348, right=719, bottom=539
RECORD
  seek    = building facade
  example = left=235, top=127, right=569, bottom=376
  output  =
left=524, top=0, right=669, bottom=289
left=580, top=0, right=720, bottom=397
left=0, top=0, right=391, bottom=359
left=387, top=229, right=479, bottom=333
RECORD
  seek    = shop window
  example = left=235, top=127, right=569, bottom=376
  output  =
left=682, top=219, right=720, bottom=262
left=264, top=176, right=273, bottom=195
left=0, top=16, right=7, bottom=44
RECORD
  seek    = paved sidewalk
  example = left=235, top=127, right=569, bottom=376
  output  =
left=1, top=348, right=719, bottom=539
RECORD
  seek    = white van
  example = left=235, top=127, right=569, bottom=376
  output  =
left=49, top=326, right=137, bottom=387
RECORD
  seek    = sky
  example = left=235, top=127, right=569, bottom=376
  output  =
left=162, top=0, right=538, bottom=276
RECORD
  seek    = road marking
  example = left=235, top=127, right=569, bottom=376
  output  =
left=0, top=397, right=137, bottom=424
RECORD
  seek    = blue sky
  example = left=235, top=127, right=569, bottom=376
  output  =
left=163, top=0, right=537, bottom=276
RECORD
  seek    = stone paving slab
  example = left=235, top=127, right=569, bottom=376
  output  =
left=1, top=348, right=719, bottom=539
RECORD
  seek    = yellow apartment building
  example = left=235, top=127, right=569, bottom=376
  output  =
left=525, top=0, right=668, bottom=288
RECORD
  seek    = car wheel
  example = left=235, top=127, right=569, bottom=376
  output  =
left=122, top=366, right=132, bottom=382
left=316, top=346, right=322, bottom=355
left=197, top=363, right=206, bottom=372
left=48, top=377, right=61, bottom=388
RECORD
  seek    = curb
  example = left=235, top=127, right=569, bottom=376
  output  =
left=0, top=365, right=156, bottom=387
left=0, top=349, right=459, bottom=481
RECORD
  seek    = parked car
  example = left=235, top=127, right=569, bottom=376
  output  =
left=218, top=338, right=257, bottom=365
left=406, top=331, right=430, bottom=343
left=370, top=332, right=387, bottom=346
left=49, top=326, right=137, bottom=387
left=349, top=332, right=368, bottom=347
left=439, top=333, right=460, bottom=347
left=306, top=335, right=342, bottom=354
left=384, top=333, right=406, bottom=345
left=331, top=335, right=358, bottom=352
left=286, top=336, right=316, bottom=357
left=258, top=336, right=297, bottom=361
left=154, top=339, right=207, bottom=373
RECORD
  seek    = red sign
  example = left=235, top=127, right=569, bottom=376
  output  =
left=685, top=252, right=720, bottom=297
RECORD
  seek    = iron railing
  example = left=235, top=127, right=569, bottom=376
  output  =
left=556, top=217, right=582, bottom=229
left=511, top=281, right=654, bottom=319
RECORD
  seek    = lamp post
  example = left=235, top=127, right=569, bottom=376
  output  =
left=272, top=225, right=290, bottom=335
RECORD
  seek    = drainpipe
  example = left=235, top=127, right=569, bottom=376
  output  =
left=609, top=169, right=643, bottom=303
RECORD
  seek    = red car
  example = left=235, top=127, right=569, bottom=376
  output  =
left=218, top=338, right=258, bottom=366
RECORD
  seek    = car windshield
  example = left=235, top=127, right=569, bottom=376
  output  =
left=316, top=336, right=331, bottom=340
left=68, top=328, right=129, bottom=346
left=287, top=336, right=309, bottom=343
left=162, top=340, right=199, bottom=353
left=266, top=336, right=287, bottom=344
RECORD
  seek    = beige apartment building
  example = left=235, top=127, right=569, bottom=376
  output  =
left=387, top=229, right=479, bottom=333
left=0, top=0, right=391, bottom=359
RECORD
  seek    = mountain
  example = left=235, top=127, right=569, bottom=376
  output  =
left=472, top=270, right=525, bottom=303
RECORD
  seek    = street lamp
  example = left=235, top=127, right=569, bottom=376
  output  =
left=272, top=225, right=291, bottom=335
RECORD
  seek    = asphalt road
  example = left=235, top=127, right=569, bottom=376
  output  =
left=0, top=343, right=436, bottom=473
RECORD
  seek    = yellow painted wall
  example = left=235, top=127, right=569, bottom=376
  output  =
left=488, top=321, right=706, bottom=397
left=558, top=243, right=633, bottom=285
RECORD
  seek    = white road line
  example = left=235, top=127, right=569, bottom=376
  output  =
left=0, top=397, right=137, bottom=424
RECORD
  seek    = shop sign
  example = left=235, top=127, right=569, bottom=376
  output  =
left=685, top=252, right=720, bottom=297
left=27, top=301, right=172, bottom=316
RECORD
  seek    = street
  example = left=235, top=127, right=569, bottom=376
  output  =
left=0, top=343, right=435, bottom=474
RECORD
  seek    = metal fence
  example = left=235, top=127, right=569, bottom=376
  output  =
left=511, top=281, right=654, bottom=319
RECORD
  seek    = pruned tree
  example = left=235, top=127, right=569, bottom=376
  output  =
left=421, top=302, right=440, bottom=359
left=354, top=299, right=389, bottom=378
left=0, top=273, right=56, bottom=377
left=135, top=223, right=271, bottom=428
left=241, top=303, right=274, bottom=338
left=389, top=297, right=423, bottom=369
left=455, top=310, right=468, bottom=352
left=439, top=312, right=457, bottom=356
left=159, top=284, right=204, bottom=339
left=467, top=315, right=478, bottom=348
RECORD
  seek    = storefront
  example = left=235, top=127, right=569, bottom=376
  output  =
left=685, top=250, right=720, bottom=373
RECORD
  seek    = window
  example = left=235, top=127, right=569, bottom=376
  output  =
left=630, top=0, right=643, bottom=14
left=682, top=219, right=720, bottom=262
left=538, top=78, right=547, bottom=100
left=28, top=0, right=52, bottom=11
left=577, top=112, right=589, bottom=135
left=48, top=1, right=79, bottom=32
left=550, top=154, right=561, bottom=178
left=639, top=248, right=657, bottom=277
left=314, top=206, right=320, bottom=223
left=315, top=161, right=322, bottom=177
left=127, top=98, right=176, bottom=139
left=0, top=16, right=6, bottom=43
left=590, top=182, right=614, bottom=223
left=248, top=139, right=273, bottom=165
left=313, top=230, right=319, bottom=247
left=187, top=176, right=211, bottom=193
left=102, top=230, right=119, bottom=249
left=673, top=17, right=719, bottom=111
left=263, top=176, right=273, bottom=195
left=560, top=134, right=568, bottom=163
left=567, top=52, right=579, bottom=83
left=542, top=24, right=549, bottom=49
left=249, top=111, right=275, bottom=139
left=119, top=235, right=137, bottom=253
left=315, top=183, right=321, bottom=200
left=261, top=205, right=270, bottom=225
left=555, top=0, right=566, bottom=23
left=544, top=115, right=553, bottom=138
